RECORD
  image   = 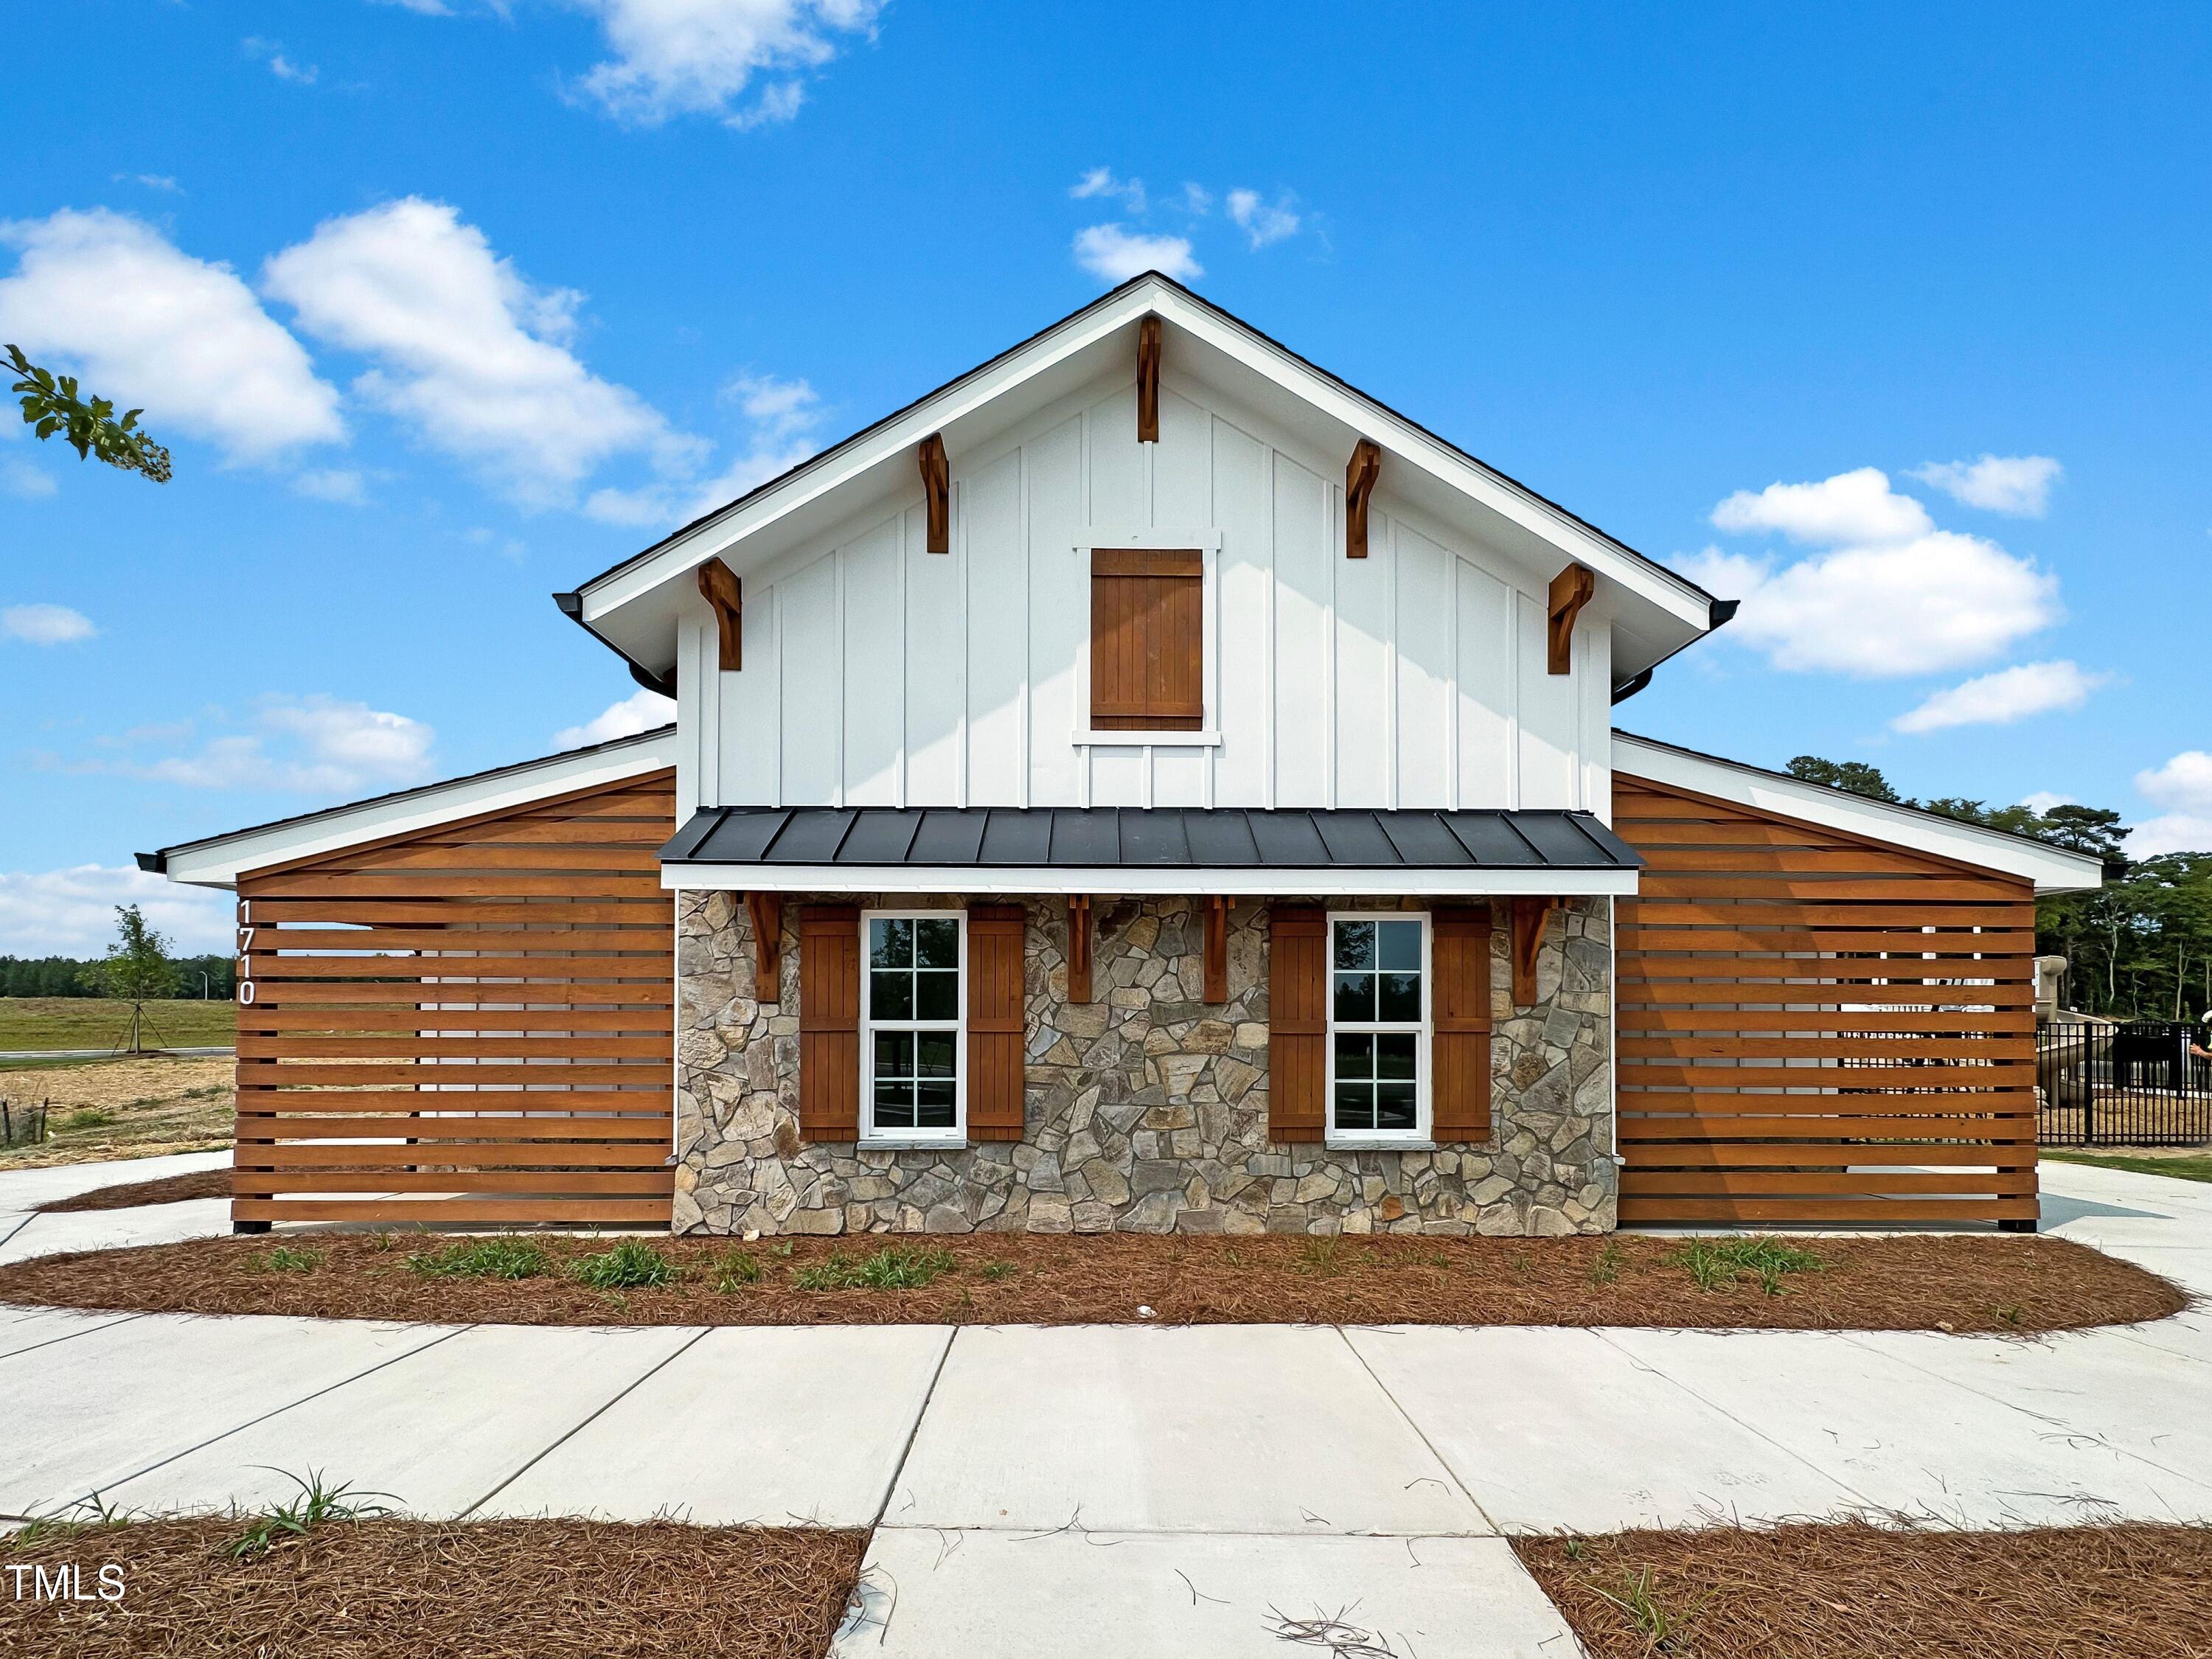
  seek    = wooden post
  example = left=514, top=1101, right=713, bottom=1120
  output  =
left=1345, top=439, right=1382, bottom=558
left=697, top=557, right=743, bottom=671
left=1547, top=563, right=1595, bottom=675
left=1204, top=895, right=1229, bottom=1004
left=1509, top=897, right=1557, bottom=1008
left=1136, top=316, right=1162, bottom=443
left=1067, top=894, right=1093, bottom=1004
left=919, top=432, right=950, bottom=554
left=745, top=891, right=783, bottom=1004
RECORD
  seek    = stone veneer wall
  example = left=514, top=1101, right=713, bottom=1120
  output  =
left=672, top=892, right=1615, bottom=1237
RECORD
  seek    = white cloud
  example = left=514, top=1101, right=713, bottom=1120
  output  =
left=243, top=36, right=320, bottom=85
left=263, top=198, right=688, bottom=508
left=1910, top=454, right=2061, bottom=518
left=369, top=0, right=459, bottom=13
left=464, top=525, right=527, bottom=561
left=585, top=369, right=820, bottom=529
left=565, top=0, right=883, bottom=128
left=1711, top=466, right=1933, bottom=546
left=115, top=173, right=183, bottom=194
left=117, top=695, right=436, bottom=796
left=1179, top=183, right=1214, bottom=215
left=1891, top=660, right=2104, bottom=734
left=2020, top=790, right=2073, bottom=815
left=0, top=864, right=233, bottom=956
left=1071, top=168, right=1147, bottom=214
left=3, top=604, right=96, bottom=645
left=1678, top=531, right=2058, bottom=677
left=554, top=687, right=677, bottom=750
left=1686, top=465, right=2061, bottom=676
left=2, top=457, right=57, bottom=499
left=1072, top=224, right=1200, bottom=285
left=2129, top=751, right=2212, bottom=857
left=1225, top=187, right=1301, bottom=249
left=0, top=209, right=344, bottom=464
left=293, top=467, right=366, bottom=504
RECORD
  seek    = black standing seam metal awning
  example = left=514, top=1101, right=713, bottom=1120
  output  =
left=661, top=807, right=1641, bottom=873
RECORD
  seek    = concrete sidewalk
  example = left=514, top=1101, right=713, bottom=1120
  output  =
left=0, top=1157, right=2205, bottom=1655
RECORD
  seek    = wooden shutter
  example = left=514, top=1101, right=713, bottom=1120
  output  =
left=1268, top=904, right=1326, bottom=1143
left=967, top=904, right=1026, bottom=1142
left=799, top=904, right=860, bottom=1142
left=1432, top=906, right=1494, bottom=1143
left=1091, top=549, right=1202, bottom=730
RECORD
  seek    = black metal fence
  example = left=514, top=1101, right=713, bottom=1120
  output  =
left=2038, top=1020, right=2212, bottom=1146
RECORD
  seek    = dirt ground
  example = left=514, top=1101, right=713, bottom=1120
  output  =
left=1517, top=1520, right=2212, bottom=1659
left=0, top=1056, right=233, bottom=1168
left=0, top=1517, right=863, bottom=1659
left=0, top=1230, right=2183, bottom=1335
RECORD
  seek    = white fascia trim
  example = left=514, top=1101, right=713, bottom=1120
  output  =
left=664, top=863, right=1639, bottom=897
left=161, top=731, right=681, bottom=888
left=580, top=277, right=1711, bottom=637
left=1613, top=731, right=2104, bottom=894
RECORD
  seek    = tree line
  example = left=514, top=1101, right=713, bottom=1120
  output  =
left=0, top=950, right=234, bottom=1000
left=1787, top=757, right=2212, bottom=1023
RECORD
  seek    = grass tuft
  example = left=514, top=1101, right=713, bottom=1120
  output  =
left=247, top=1245, right=324, bottom=1276
left=226, top=1470, right=394, bottom=1562
left=790, top=1244, right=955, bottom=1292
left=1296, top=1235, right=1349, bottom=1277
left=712, top=1249, right=765, bottom=1291
left=405, top=1238, right=550, bottom=1281
left=1587, top=1239, right=1624, bottom=1287
left=1674, top=1235, right=1824, bottom=1296
left=568, top=1239, right=678, bottom=1290
left=63, top=1108, right=116, bottom=1130
left=979, top=1259, right=1015, bottom=1282
left=1590, top=1564, right=1709, bottom=1650
left=17, top=1493, right=132, bottom=1543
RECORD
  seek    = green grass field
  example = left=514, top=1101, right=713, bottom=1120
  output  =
left=2045, top=1150, right=2212, bottom=1185
left=0, top=998, right=235, bottom=1051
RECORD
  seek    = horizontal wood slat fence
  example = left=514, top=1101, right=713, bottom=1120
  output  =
left=1613, top=774, right=2038, bottom=1227
left=231, top=772, right=676, bottom=1227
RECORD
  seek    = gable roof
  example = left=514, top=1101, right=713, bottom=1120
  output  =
left=1613, top=729, right=2104, bottom=894
left=142, top=726, right=678, bottom=888
left=557, top=272, right=1722, bottom=690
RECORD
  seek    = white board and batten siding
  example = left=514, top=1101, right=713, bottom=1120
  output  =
left=676, top=370, right=1614, bottom=822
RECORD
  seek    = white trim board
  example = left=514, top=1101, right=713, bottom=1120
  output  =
left=158, top=729, right=682, bottom=888
left=1613, top=731, right=2104, bottom=895
left=662, top=864, right=1638, bottom=898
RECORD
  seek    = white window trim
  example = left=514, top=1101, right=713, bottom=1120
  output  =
left=858, top=908, right=968, bottom=1150
left=1072, top=526, right=1221, bottom=750
left=1325, top=910, right=1433, bottom=1150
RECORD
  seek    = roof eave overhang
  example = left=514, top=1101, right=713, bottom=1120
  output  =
left=661, top=863, right=1640, bottom=898
left=1613, top=730, right=2106, bottom=895
left=150, top=728, right=681, bottom=889
left=569, top=274, right=1717, bottom=684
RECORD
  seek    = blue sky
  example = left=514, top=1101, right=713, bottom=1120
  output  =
left=4, top=1, right=2208, bottom=953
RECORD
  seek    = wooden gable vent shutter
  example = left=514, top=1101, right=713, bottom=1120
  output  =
left=799, top=904, right=860, bottom=1141
left=1267, top=904, right=1326, bottom=1144
left=1432, top=906, right=1494, bottom=1142
left=967, top=904, right=1027, bottom=1141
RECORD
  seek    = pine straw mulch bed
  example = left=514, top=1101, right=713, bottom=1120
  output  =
left=0, top=1230, right=2184, bottom=1333
left=1515, top=1519, right=2212, bottom=1659
left=35, top=1169, right=231, bottom=1213
left=0, top=1517, right=863, bottom=1659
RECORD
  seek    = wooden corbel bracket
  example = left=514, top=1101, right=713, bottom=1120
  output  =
left=1345, top=439, right=1382, bottom=559
left=696, top=557, right=742, bottom=672
left=1067, top=894, right=1093, bottom=1004
left=919, top=432, right=950, bottom=554
left=1509, top=896, right=1559, bottom=1008
left=745, top=891, right=783, bottom=1004
left=1547, top=563, right=1596, bottom=675
left=1203, top=895, right=1229, bottom=1004
left=1136, top=316, right=1162, bottom=443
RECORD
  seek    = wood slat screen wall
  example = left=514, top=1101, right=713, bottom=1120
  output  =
left=1613, top=774, right=2038, bottom=1226
left=231, top=771, right=677, bottom=1227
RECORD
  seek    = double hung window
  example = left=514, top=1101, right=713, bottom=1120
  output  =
left=862, top=912, right=964, bottom=1143
left=1328, top=914, right=1429, bottom=1142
